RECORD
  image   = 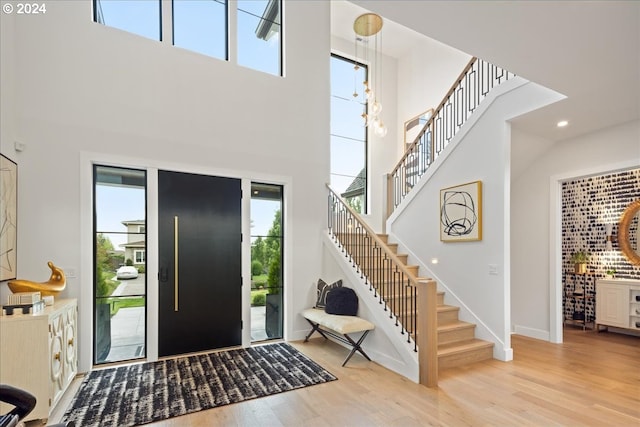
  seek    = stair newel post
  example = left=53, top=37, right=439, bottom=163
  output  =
left=417, top=278, right=438, bottom=388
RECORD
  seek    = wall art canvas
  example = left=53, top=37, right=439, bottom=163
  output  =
left=1, top=153, right=17, bottom=280
left=440, top=180, right=482, bottom=242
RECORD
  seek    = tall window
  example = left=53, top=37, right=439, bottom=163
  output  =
left=238, top=0, right=282, bottom=76
left=93, top=165, right=147, bottom=365
left=173, top=0, right=227, bottom=60
left=331, top=54, right=367, bottom=213
left=93, top=0, right=161, bottom=41
left=250, top=183, right=283, bottom=342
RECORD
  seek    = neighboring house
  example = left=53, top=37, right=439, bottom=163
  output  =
left=120, top=220, right=146, bottom=266
left=340, top=168, right=366, bottom=212
left=0, top=1, right=637, bottom=379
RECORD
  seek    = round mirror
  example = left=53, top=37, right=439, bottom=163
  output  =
left=618, top=199, right=640, bottom=265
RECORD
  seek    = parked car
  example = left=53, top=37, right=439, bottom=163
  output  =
left=116, top=266, right=139, bottom=280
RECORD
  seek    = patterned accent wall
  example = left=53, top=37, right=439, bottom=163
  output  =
left=561, top=168, right=640, bottom=322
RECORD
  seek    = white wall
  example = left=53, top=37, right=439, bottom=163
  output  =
left=331, top=30, right=468, bottom=233
left=0, top=1, right=331, bottom=372
left=386, top=78, right=564, bottom=360
left=511, top=120, right=640, bottom=340
left=317, top=234, right=419, bottom=382
left=396, top=40, right=471, bottom=147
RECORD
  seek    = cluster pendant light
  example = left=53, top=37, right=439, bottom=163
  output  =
left=353, top=13, right=387, bottom=137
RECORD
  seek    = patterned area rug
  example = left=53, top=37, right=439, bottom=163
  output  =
left=62, top=342, right=336, bottom=427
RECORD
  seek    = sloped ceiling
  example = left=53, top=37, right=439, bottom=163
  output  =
left=335, top=0, right=640, bottom=142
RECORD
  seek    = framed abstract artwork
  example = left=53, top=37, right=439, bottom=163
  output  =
left=440, top=180, right=482, bottom=242
left=1, top=153, right=17, bottom=280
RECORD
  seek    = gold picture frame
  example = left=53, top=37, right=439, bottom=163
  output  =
left=1, top=153, right=18, bottom=280
left=440, top=180, right=482, bottom=242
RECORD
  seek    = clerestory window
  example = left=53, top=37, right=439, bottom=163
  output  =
left=92, top=0, right=283, bottom=76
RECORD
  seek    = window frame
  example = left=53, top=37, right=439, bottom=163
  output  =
left=236, top=0, right=283, bottom=76
left=93, top=0, right=282, bottom=76
left=330, top=53, right=369, bottom=214
left=171, top=0, right=229, bottom=61
left=92, top=164, right=147, bottom=366
left=92, top=0, right=163, bottom=42
left=134, top=249, right=146, bottom=264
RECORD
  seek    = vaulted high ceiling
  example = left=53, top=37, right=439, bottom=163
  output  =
left=333, top=1, right=640, bottom=142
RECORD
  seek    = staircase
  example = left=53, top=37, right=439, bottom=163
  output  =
left=326, top=57, right=516, bottom=383
left=377, top=234, right=494, bottom=370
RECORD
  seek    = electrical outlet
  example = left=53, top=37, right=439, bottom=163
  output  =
left=488, top=264, right=498, bottom=275
left=66, top=268, right=77, bottom=278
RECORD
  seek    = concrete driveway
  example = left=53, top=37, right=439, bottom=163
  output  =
left=111, top=273, right=146, bottom=296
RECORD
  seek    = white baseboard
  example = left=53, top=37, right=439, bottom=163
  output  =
left=512, top=324, right=550, bottom=341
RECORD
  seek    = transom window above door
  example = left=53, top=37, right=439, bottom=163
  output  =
left=92, top=0, right=283, bottom=76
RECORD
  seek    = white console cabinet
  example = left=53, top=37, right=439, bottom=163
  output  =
left=595, top=279, right=640, bottom=332
left=0, top=298, right=77, bottom=422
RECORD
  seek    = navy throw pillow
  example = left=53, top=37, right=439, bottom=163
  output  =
left=325, top=286, right=358, bottom=316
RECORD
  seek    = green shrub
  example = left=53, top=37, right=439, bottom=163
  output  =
left=267, top=257, right=281, bottom=294
left=251, top=292, right=266, bottom=306
left=137, top=264, right=146, bottom=274
left=251, top=260, right=263, bottom=276
left=125, top=258, right=133, bottom=266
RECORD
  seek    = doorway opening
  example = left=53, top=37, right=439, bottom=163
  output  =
left=250, top=183, right=284, bottom=342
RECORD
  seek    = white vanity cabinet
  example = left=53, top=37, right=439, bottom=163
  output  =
left=0, top=298, right=78, bottom=422
left=595, top=279, right=640, bottom=332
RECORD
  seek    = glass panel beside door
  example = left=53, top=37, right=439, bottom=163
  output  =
left=93, top=165, right=147, bottom=365
left=250, top=183, right=283, bottom=342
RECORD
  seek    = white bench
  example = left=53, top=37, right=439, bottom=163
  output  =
left=301, top=308, right=375, bottom=366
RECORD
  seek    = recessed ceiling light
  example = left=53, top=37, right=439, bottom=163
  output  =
left=557, top=120, right=569, bottom=128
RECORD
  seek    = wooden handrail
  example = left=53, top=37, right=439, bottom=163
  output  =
left=327, top=185, right=420, bottom=285
left=387, top=57, right=514, bottom=217
left=328, top=184, right=439, bottom=387
left=390, top=57, right=477, bottom=175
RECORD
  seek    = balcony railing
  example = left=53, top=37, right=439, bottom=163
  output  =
left=387, top=57, right=515, bottom=215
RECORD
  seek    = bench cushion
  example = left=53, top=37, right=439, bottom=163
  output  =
left=302, top=308, right=374, bottom=335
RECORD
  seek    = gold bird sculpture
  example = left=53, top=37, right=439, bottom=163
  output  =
left=8, top=261, right=66, bottom=297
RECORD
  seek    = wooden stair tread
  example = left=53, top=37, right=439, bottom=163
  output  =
left=339, top=228, right=496, bottom=373
left=438, top=339, right=494, bottom=356
left=437, top=320, right=475, bottom=332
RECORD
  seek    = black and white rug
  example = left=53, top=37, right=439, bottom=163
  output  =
left=62, top=342, right=336, bottom=427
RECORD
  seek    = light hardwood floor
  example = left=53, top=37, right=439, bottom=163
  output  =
left=49, top=327, right=639, bottom=426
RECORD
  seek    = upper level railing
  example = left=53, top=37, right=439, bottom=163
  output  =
left=327, top=185, right=439, bottom=386
left=387, top=57, right=515, bottom=215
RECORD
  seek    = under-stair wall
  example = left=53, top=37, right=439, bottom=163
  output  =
left=386, top=77, right=565, bottom=361
left=319, top=232, right=419, bottom=382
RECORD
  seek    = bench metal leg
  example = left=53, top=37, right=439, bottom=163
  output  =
left=342, top=330, right=372, bottom=366
left=303, top=318, right=372, bottom=367
left=303, top=319, right=329, bottom=342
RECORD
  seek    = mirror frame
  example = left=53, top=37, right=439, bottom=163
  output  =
left=403, top=109, right=433, bottom=146
left=618, top=199, right=640, bottom=265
